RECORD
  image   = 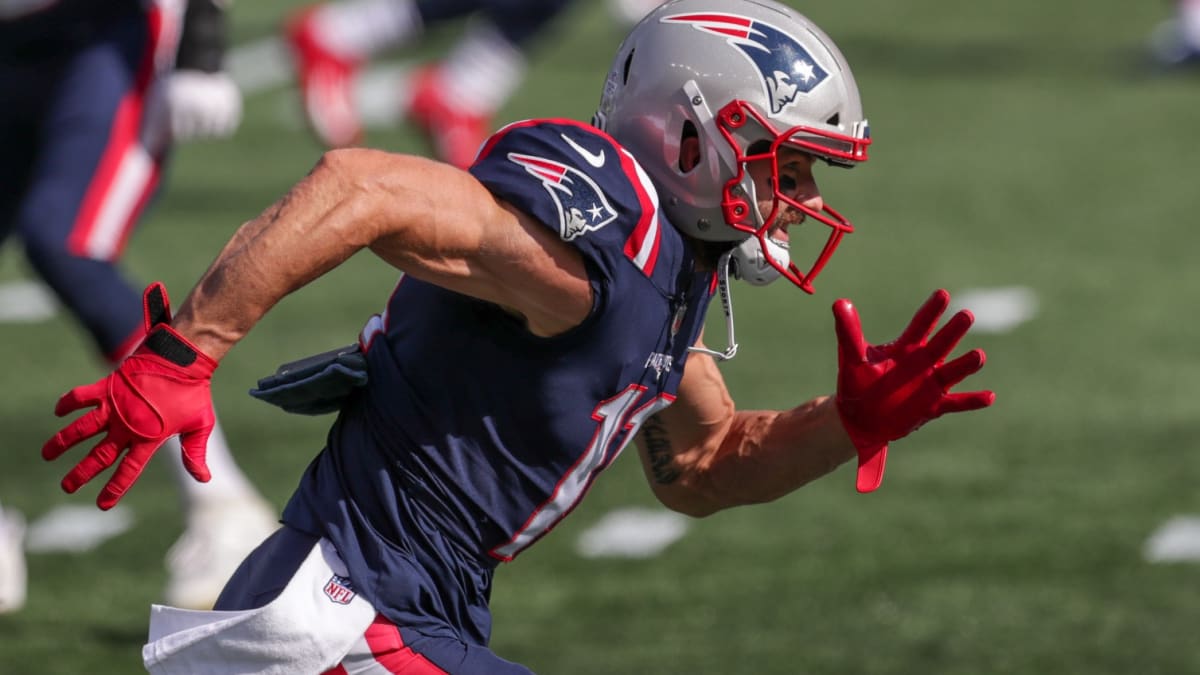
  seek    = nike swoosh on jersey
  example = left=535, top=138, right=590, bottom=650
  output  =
left=560, top=133, right=606, bottom=168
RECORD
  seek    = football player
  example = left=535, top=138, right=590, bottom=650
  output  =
left=286, top=0, right=577, bottom=167
left=0, top=0, right=276, bottom=612
left=44, top=0, right=994, bottom=670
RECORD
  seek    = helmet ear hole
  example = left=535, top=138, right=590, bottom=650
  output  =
left=678, top=120, right=700, bottom=172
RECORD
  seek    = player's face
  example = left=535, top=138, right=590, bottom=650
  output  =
left=747, top=146, right=822, bottom=244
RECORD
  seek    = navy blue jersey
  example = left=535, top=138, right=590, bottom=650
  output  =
left=282, top=120, right=715, bottom=643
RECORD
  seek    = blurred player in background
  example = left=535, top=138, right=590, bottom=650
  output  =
left=0, top=0, right=278, bottom=613
left=1147, top=0, right=1200, bottom=68
left=44, top=0, right=994, bottom=671
left=286, top=0, right=582, bottom=168
left=286, top=0, right=673, bottom=168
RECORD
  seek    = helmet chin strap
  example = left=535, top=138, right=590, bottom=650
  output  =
left=687, top=252, right=739, bottom=361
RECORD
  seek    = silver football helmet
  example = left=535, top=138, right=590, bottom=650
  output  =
left=594, top=0, right=871, bottom=293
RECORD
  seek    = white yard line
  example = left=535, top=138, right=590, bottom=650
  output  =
left=949, top=285, right=1039, bottom=334
left=1144, top=515, right=1200, bottom=563
left=575, top=507, right=689, bottom=559
left=0, top=279, right=57, bottom=323
left=25, top=504, right=135, bottom=553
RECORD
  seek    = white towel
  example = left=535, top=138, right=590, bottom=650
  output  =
left=143, top=539, right=376, bottom=674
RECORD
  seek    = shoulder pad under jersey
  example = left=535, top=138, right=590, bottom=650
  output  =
left=469, top=119, right=667, bottom=280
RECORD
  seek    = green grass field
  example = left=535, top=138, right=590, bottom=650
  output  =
left=3, top=1, right=1199, bottom=673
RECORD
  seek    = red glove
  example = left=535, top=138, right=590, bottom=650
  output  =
left=833, top=289, right=995, bottom=493
left=42, top=283, right=217, bottom=510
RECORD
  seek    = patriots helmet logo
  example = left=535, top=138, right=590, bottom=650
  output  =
left=662, top=12, right=829, bottom=115
left=507, top=152, right=618, bottom=241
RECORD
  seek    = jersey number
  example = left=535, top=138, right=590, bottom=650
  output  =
left=489, top=384, right=673, bottom=561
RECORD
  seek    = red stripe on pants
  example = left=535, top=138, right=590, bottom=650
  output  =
left=66, top=6, right=164, bottom=261
left=364, top=614, right=448, bottom=674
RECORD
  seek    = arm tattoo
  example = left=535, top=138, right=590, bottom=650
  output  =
left=641, top=415, right=681, bottom=485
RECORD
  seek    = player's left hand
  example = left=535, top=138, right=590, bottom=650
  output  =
left=167, top=69, right=243, bottom=141
left=833, top=289, right=995, bottom=493
left=41, top=283, right=218, bottom=510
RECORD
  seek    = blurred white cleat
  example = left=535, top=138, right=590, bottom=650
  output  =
left=0, top=509, right=27, bottom=614
left=163, top=497, right=280, bottom=610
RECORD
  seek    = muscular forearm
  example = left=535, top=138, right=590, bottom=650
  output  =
left=716, top=396, right=856, bottom=502
left=650, top=396, right=856, bottom=516
left=168, top=146, right=589, bottom=358
left=171, top=149, right=403, bottom=359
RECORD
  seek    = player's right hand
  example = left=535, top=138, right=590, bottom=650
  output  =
left=41, top=283, right=218, bottom=510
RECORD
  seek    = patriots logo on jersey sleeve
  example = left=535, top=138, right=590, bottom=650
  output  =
left=507, top=152, right=618, bottom=241
left=662, top=12, right=829, bottom=115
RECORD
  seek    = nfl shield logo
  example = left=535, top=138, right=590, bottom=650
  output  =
left=324, top=574, right=356, bottom=605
